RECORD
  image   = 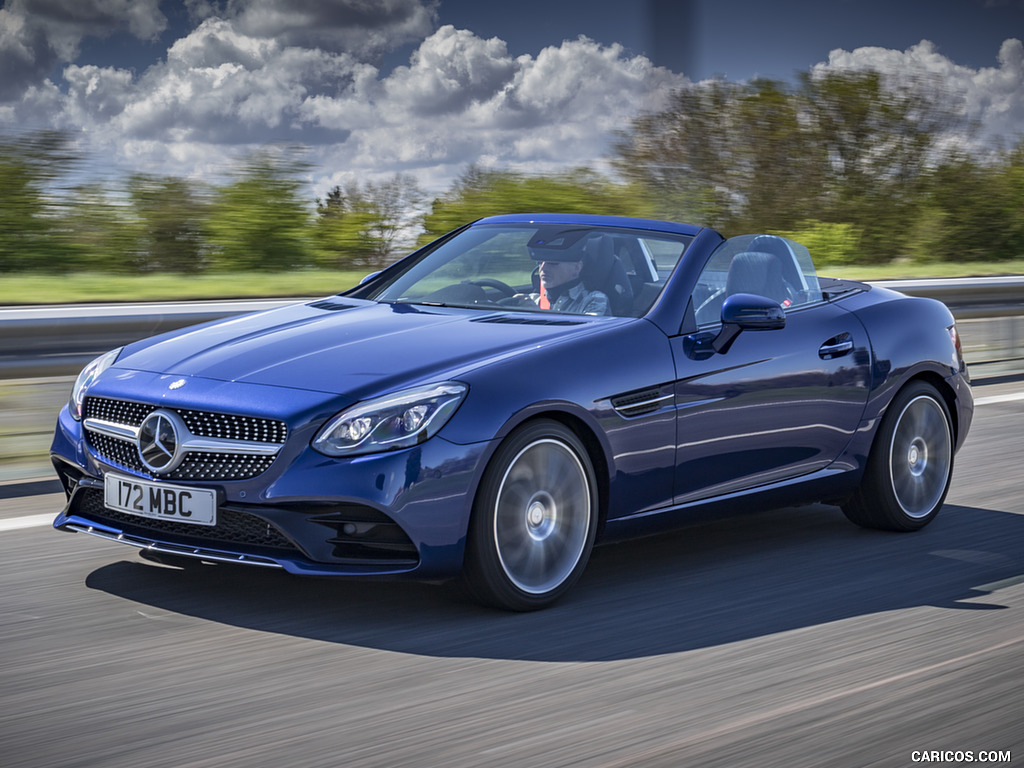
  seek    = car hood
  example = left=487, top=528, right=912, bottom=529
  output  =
left=116, top=298, right=608, bottom=397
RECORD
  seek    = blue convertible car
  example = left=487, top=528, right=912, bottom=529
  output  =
left=52, top=214, right=973, bottom=610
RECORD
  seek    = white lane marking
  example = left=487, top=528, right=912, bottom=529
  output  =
left=974, top=391, right=1024, bottom=406
left=0, top=514, right=55, bottom=532
left=1, top=391, right=1020, bottom=533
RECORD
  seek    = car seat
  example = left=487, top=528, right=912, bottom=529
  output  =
left=581, top=234, right=634, bottom=316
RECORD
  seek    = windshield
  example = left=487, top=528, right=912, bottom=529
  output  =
left=362, top=223, right=693, bottom=318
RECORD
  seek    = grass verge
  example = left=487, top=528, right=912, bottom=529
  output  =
left=1, top=262, right=1022, bottom=305
left=0, top=270, right=368, bottom=305
left=823, top=260, right=1024, bottom=281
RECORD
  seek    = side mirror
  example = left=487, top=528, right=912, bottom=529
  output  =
left=712, top=293, right=786, bottom=353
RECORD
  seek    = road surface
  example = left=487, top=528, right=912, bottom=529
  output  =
left=1, top=379, right=1022, bottom=768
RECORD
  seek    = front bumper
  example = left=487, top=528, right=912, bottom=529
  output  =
left=51, top=401, right=491, bottom=580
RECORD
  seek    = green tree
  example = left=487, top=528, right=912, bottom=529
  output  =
left=997, top=138, right=1024, bottom=259
left=731, top=79, right=825, bottom=233
left=772, top=220, right=863, bottom=267
left=615, top=71, right=969, bottom=262
left=0, top=130, right=80, bottom=272
left=128, top=174, right=210, bottom=273
left=61, top=183, right=144, bottom=273
left=314, top=174, right=424, bottom=269
left=420, top=166, right=652, bottom=243
left=615, top=78, right=824, bottom=234
left=909, top=140, right=1024, bottom=262
left=613, top=79, right=743, bottom=228
left=206, top=149, right=313, bottom=271
left=798, top=70, right=966, bottom=262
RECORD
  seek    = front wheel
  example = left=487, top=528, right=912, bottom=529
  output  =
left=842, top=381, right=954, bottom=531
left=464, top=420, right=598, bottom=611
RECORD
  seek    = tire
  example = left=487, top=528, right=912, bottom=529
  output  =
left=464, top=420, right=598, bottom=611
left=842, top=381, right=953, bottom=531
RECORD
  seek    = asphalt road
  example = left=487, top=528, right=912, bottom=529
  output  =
left=2, top=379, right=1022, bottom=768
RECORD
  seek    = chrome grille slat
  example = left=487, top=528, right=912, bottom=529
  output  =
left=84, top=398, right=288, bottom=443
left=83, top=396, right=287, bottom=481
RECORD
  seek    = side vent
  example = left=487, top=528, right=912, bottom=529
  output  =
left=610, top=386, right=673, bottom=418
left=309, top=300, right=358, bottom=312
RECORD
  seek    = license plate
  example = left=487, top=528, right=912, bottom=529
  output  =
left=104, top=473, right=217, bottom=526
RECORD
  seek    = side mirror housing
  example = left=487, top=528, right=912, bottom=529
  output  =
left=712, top=293, right=786, bottom=353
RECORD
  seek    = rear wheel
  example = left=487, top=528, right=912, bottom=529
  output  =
left=842, top=381, right=953, bottom=531
left=464, top=420, right=598, bottom=611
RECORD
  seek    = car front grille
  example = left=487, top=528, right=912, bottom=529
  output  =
left=85, top=397, right=288, bottom=443
left=83, top=396, right=287, bottom=481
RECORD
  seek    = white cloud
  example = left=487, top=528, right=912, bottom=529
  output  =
left=190, top=0, right=438, bottom=60
left=62, top=64, right=136, bottom=121
left=6, top=2, right=1017, bottom=203
left=813, top=38, right=1024, bottom=148
left=17, top=0, right=166, bottom=55
left=302, top=28, right=685, bottom=191
left=5, top=16, right=684, bottom=195
left=383, top=26, right=517, bottom=115
left=99, top=18, right=359, bottom=147
left=0, top=0, right=165, bottom=99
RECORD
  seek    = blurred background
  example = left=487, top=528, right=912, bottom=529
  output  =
left=1, top=0, right=1022, bottom=479
left=1, top=72, right=1022, bottom=301
left=1, top=0, right=1022, bottom=301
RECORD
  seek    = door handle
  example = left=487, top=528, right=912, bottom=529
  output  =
left=819, top=333, right=854, bottom=359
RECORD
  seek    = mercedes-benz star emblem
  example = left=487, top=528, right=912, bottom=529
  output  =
left=138, top=409, right=186, bottom=474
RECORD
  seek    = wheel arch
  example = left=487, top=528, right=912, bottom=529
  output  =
left=903, top=370, right=961, bottom=447
left=841, top=373, right=956, bottom=531
left=461, top=409, right=609, bottom=609
left=491, top=407, right=612, bottom=535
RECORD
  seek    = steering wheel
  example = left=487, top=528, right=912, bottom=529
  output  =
left=466, top=278, right=517, bottom=297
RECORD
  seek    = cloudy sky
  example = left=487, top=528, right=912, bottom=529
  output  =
left=1, top=0, right=1021, bottom=197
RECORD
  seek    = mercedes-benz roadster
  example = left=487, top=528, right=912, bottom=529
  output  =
left=51, top=214, right=973, bottom=610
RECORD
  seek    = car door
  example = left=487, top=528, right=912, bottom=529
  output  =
left=670, top=235, right=871, bottom=503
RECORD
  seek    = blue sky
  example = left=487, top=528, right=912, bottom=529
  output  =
left=2, top=0, right=1021, bottom=195
left=433, top=0, right=1023, bottom=80
left=70, top=0, right=1024, bottom=81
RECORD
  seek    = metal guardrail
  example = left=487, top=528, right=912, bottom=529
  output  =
left=0, top=279, right=1021, bottom=379
left=885, top=277, right=1024, bottom=378
left=871, top=276, right=1024, bottom=319
left=0, top=299, right=297, bottom=378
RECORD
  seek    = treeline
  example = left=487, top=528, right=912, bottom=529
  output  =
left=2, top=70, right=1022, bottom=274
left=0, top=137, right=426, bottom=274
left=614, top=71, right=1024, bottom=265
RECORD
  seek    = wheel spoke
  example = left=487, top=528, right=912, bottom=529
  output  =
left=889, top=395, right=951, bottom=518
left=493, top=438, right=592, bottom=594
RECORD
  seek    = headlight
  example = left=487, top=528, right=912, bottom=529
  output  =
left=312, top=382, right=468, bottom=457
left=69, top=347, right=122, bottom=421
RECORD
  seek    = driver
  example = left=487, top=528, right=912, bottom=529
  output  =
left=519, top=252, right=610, bottom=316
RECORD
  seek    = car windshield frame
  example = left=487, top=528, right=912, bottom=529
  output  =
left=352, top=222, right=695, bottom=319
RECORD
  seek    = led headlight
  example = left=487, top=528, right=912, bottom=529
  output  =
left=313, top=382, right=468, bottom=457
left=69, top=347, right=122, bottom=421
